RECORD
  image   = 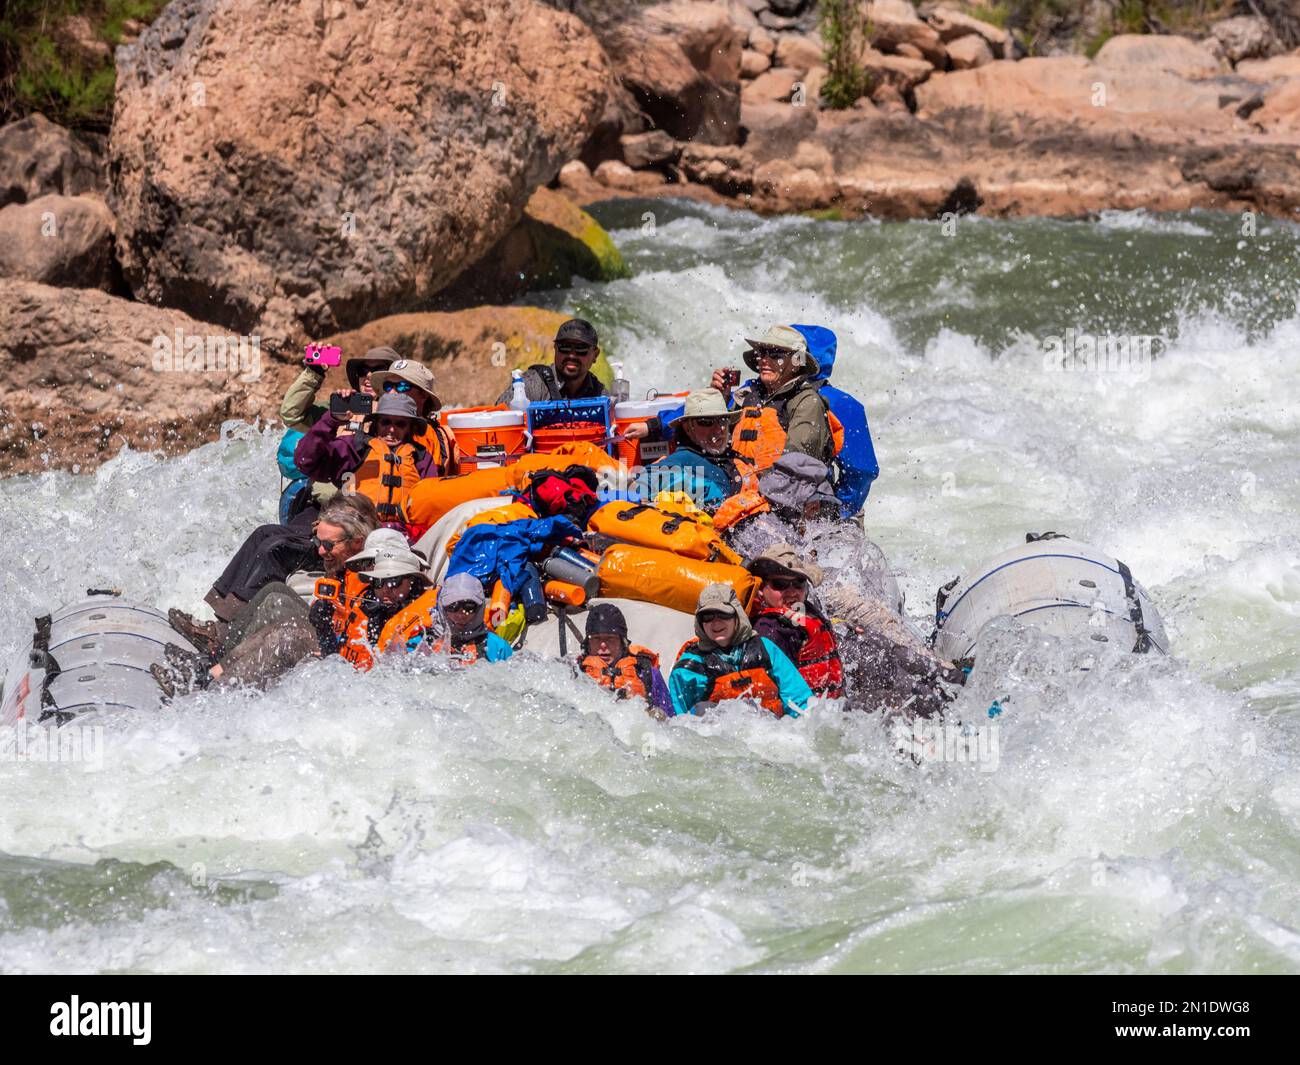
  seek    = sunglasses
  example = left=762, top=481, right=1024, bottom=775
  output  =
left=698, top=611, right=733, bottom=624
left=312, top=535, right=342, bottom=552
left=767, top=576, right=806, bottom=591
left=746, top=347, right=788, bottom=363
left=555, top=343, right=593, bottom=356
left=689, top=417, right=726, bottom=429
left=368, top=576, right=413, bottom=590
left=443, top=601, right=478, bottom=615
left=382, top=379, right=414, bottom=393
left=375, top=417, right=411, bottom=432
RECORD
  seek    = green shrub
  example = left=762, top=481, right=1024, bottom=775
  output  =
left=819, top=0, right=875, bottom=111
left=0, top=0, right=167, bottom=129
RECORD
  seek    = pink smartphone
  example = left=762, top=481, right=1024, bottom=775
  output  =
left=304, top=344, right=342, bottom=367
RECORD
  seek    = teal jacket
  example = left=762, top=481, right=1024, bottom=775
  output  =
left=668, top=636, right=811, bottom=717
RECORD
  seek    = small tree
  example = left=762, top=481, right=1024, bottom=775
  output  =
left=820, top=0, right=874, bottom=110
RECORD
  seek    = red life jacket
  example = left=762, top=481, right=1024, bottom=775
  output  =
left=581, top=645, right=658, bottom=700
left=755, top=606, right=844, bottom=698
left=674, top=636, right=786, bottom=717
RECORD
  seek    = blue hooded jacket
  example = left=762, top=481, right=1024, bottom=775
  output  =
left=790, top=324, right=878, bottom=515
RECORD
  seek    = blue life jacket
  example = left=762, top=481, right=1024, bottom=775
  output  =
left=790, top=324, right=878, bottom=516
left=277, top=429, right=313, bottom=524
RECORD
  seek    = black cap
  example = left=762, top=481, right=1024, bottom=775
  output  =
left=584, top=603, right=628, bottom=640
left=555, top=318, right=598, bottom=347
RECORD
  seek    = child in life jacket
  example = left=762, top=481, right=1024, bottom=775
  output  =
left=413, top=572, right=514, bottom=664
left=295, top=391, right=444, bottom=539
left=578, top=603, right=672, bottom=717
left=746, top=543, right=845, bottom=700
left=669, top=583, right=811, bottom=718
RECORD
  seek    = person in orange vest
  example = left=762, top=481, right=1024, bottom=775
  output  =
left=295, top=392, right=444, bottom=538
left=409, top=572, right=514, bottom=664
left=668, top=583, right=811, bottom=718
left=710, top=323, right=833, bottom=469
left=578, top=604, right=671, bottom=716
left=746, top=544, right=845, bottom=701
left=715, top=451, right=840, bottom=559
left=368, top=359, right=456, bottom=467
left=336, top=538, right=435, bottom=670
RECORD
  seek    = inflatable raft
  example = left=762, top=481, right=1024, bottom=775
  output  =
left=1, top=595, right=200, bottom=726
left=2, top=522, right=1169, bottom=726
left=931, top=533, right=1168, bottom=662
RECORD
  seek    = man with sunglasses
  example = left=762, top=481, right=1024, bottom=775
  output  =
left=746, top=544, right=845, bottom=701
left=710, top=323, right=833, bottom=469
left=496, top=318, right=607, bottom=404
left=646, top=389, right=748, bottom=512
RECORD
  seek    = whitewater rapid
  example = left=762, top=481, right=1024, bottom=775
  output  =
left=1, top=203, right=1297, bottom=973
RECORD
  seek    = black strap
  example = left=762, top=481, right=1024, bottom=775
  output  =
left=1025, top=531, right=1067, bottom=542
left=617, top=504, right=651, bottom=522
left=1116, top=559, right=1154, bottom=654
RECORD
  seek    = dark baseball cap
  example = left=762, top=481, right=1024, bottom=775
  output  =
left=555, top=318, right=599, bottom=347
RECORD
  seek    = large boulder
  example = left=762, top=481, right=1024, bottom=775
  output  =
left=1210, top=16, right=1282, bottom=64
left=0, top=114, right=103, bottom=208
left=867, top=0, right=948, bottom=67
left=1093, top=34, right=1224, bottom=79
left=925, top=5, right=1012, bottom=59
left=915, top=57, right=1228, bottom=135
left=109, top=0, right=610, bottom=344
left=0, top=195, right=116, bottom=291
left=0, top=280, right=285, bottom=476
left=947, top=34, right=993, bottom=71
left=861, top=48, right=935, bottom=95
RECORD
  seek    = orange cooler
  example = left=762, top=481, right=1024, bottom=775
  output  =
left=445, top=409, right=528, bottom=469
left=614, top=395, right=689, bottom=467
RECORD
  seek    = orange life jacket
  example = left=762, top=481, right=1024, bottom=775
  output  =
left=374, top=588, right=441, bottom=654
left=426, top=633, right=489, bottom=664
left=339, top=606, right=379, bottom=671
left=338, top=589, right=430, bottom=671
left=711, top=482, right=769, bottom=531
left=327, top=571, right=370, bottom=637
left=674, top=636, right=786, bottom=717
left=349, top=436, right=429, bottom=525
left=755, top=606, right=844, bottom=699
left=580, top=645, right=658, bottom=701
left=416, top=422, right=456, bottom=473
left=731, top=387, right=845, bottom=471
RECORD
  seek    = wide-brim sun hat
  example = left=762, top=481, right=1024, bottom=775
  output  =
left=742, top=323, right=817, bottom=376
left=679, top=388, right=742, bottom=424
left=362, top=391, right=429, bottom=435
left=356, top=551, right=430, bottom=583
left=345, top=346, right=400, bottom=391
left=746, top=541, right=824, bottom=586
left=369, top=358, right=442, bottom=411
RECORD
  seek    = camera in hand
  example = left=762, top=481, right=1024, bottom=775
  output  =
left=723, top=368, right=741, bottom=389
left=329, top=392, right=374, bottom=416
left=304, top=343, right=343, bottom=367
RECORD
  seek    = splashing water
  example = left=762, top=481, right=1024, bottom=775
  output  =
left=1, top=203, right=1297, bottom=973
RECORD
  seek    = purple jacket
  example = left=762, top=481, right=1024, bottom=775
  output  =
left=294, top=411, right=441, bottom=487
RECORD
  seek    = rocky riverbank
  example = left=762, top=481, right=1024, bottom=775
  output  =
left=552, top=1, right=1300, bottom=219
